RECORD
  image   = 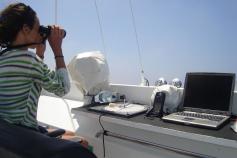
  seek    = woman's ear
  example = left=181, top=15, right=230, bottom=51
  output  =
left=22, top=24, right=31, bottom=35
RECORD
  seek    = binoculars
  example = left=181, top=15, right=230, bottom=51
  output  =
left=39, top=25, right=66, bottom=39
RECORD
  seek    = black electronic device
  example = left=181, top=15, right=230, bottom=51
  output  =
left=39, top=25, right=66, bottom=39
left=145, top=92, right=166, bottom=117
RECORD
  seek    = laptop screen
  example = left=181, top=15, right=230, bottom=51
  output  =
left=183, top=73, right=235, bottom=111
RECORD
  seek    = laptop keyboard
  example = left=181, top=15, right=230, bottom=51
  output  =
left=176, top=112, right=225, bottom=122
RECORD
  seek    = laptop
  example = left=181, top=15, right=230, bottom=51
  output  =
left=162, top=72, right=235, bottom=129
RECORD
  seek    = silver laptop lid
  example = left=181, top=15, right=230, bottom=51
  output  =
left=182, top=72, right=235, bottom=115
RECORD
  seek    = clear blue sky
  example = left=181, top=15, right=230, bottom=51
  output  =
left=1, top=0, right=237, bottom=86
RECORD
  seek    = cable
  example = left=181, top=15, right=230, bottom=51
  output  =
left=94, top=0, right=107, bottom=57
left=129, top=0, right=143, bottom=71
left=128, top=0, right=149, bottom=86
left=99, top=114, right=106, bottom=158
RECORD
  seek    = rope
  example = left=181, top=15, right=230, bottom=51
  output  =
left=128, top=0, right=144, bottom=76
left=94, top=0, right=107, bottom=57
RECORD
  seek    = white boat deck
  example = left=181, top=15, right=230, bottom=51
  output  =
left=37, top=84, right=237, bottom=158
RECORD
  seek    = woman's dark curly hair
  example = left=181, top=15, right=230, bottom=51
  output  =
left=0, top=3, right=36, bottom=47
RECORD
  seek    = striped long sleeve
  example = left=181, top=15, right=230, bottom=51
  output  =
left=0, top=50, right=70, bottom=129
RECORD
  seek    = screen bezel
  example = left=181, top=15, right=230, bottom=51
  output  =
left=181, top=72, right=235, bottom=115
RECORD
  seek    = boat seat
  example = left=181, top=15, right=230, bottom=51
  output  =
left=0, top=147, right=22, bottom=158
left=0, top=126, right=66, bottom=158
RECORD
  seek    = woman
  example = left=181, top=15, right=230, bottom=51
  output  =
left=0, top=3, right=96, bottom=158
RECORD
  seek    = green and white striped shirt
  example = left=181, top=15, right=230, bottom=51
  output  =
left=0, top=50, right=70, bottom=129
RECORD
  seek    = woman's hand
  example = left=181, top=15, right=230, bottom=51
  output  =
left=79, top=138, right=89, bottom=149
left=60, top=131, right=89, bottom=149
left=48, top=25, right=64, bottom=56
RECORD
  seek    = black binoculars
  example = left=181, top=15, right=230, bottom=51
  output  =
left=39, top=25, right=66, bottom=39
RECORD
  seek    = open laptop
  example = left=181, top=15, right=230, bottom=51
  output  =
left=162, top=72, right=235, bottom=129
